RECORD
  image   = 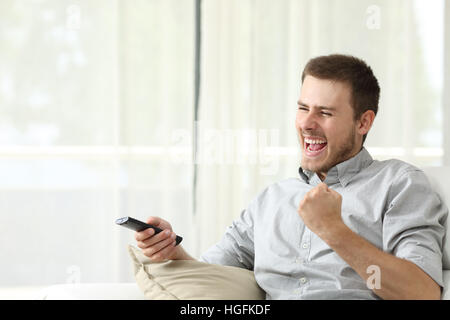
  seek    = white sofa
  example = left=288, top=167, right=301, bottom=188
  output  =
left=39, top=167, right=450, bottom=300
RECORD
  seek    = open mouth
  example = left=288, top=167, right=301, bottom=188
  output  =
left=304, top=138, right=327, bottom=157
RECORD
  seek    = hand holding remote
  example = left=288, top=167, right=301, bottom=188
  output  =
left=134, top=216, right=183, bottom=262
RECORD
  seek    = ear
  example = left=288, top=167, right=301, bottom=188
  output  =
left=356, top=110, right=376, bottom=136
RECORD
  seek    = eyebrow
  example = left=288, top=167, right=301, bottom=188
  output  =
left=297, top=100, right=337, bottom=111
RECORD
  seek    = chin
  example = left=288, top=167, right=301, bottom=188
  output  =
left=301, top=154, right=339, bottom=175
left=301, top=158, right=326, bottom=172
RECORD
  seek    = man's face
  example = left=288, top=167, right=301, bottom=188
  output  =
left=295, top=75, right=362, bottom=179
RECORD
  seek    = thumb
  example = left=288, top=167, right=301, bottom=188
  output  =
left=146, top=216, right=172, bottom=230
left=146, top=216, right=162, bottom=226
left=319, top=182, right=329, bottom=191
left=328, top=187, right=342, bottom=200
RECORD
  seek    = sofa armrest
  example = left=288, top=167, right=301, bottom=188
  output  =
left=38, top=283, right=145, bottom=300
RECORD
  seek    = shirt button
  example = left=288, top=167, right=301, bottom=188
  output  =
left=300, top=277, right=307, bottom=284
left=302, top=242, right=309, bottom=249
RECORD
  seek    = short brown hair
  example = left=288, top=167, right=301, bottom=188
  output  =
left=301, top=54, right=380, bottom=144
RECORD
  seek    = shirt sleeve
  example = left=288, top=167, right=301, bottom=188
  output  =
left=383, top=168, right=448, bottom=288
left=199, top=206, right=256, bottom=270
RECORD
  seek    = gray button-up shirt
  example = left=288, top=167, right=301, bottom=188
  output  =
left=200, top=147, right=448, bottom=299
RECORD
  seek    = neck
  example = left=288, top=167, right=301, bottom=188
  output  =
left=317, top=171, right=327, bottom=181
left=315, top=145, right=363, bottom=181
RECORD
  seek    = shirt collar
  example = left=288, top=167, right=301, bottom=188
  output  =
left=298, top=147, right=373, bottom=187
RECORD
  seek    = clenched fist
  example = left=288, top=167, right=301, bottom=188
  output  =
left=298, top=183, right=344, bottom=241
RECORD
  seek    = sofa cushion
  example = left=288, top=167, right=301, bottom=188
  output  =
left=128, top=245, right=265, bottom=300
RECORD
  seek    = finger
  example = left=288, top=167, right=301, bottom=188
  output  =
left=298, top=196, right=306, bottom=207
left=306, top=186, right=321, bottom=198
left=136, top=231, right=163, bottom=250
left=327, top=186, right=340, bottom=196
left=149, top=239, right=177, bottom=261
left=146, top=216, right=172, bottom=230
left=305, top=187, right=316, bottom=197
left=144, top=233, right=176, bottom=258
left=311, top=183, right=326, bottom=192
left=134, top=227, right=155, bottom=242
left=146, top=216, right=162, bottom=227
left=333, top=190, right=342, bottom=200
left=318, top=182, right=329, bottom=190
left=141, top=229, right=173, bottom=248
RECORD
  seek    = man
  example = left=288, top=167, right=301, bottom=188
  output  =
left=135, top=54, right=447, bottom=300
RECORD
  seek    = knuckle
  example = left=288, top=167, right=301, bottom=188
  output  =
left=160, top=230, right=171, bottom=240
left=154, top=251, right=162, bottom=258
left=135, top=232, right=142, bottom=241
left=142, top=241, right=151, bottom=249
left=152, top=254, right=161, bottom=261
left=143, top=248, right=153, bottom=257
left=147, top=249, right=157, bottom=258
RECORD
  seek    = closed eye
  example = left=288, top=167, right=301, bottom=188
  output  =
left=321, top=112, right=332, bottom=116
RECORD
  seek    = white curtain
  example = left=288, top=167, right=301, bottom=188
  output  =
left=0, top=0, right=195, bottom=288
left=0, top=0, right=445, bottom=291
left=195, top=0, right=445, bottom=253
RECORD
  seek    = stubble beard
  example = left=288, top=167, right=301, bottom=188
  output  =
left=300, top=126, right=357, bottom=174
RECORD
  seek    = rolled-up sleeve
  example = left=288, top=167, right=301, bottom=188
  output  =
left=383, top=169, right=448, bottom=287
left=200, top=207, right=256, bottom=270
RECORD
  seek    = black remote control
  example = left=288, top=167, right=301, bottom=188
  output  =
left=115, top=216, right=183, bottom=246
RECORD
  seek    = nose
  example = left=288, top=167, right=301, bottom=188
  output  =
left=297, top=110, right=319, bottom=132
